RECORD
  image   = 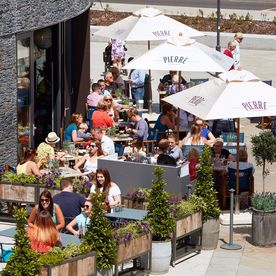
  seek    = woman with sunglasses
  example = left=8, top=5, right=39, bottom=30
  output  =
left=90, top=168, right=121, bottom=207
left=28, top=190, right=65, bottom=231
left=73, top=140, right=104, bottom=174
left=28, top=210, right=60, bottom=253
left=103, top=95, right=119, bottom=121
left=66, top=200, right=92, bottom=237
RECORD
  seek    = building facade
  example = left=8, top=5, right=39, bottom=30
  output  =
left=0, top=0, right=92, bottom=166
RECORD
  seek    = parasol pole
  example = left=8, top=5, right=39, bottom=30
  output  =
left=176, top=71, right=182, bottom=142
left=147, top=40, right=153, bottom=114
left=234, top=118, right=240, bottom=214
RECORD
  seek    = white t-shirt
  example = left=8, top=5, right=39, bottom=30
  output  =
left=101, top=135, right=115, bottom=155
left=90, top=183, right=121, bottom=204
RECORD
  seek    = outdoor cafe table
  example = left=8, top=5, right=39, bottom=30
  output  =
left=41, top=167, right=91, bottom=179
left=0, top=227, right=81, bottom=246
left=106, top=208, right=147, bottom=221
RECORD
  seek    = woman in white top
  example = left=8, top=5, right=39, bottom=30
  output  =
left=74, top=140, right=104, bottom=174
left=90, top=168, right=121, bottom=207
left=182, top=124, right=207, bottom=146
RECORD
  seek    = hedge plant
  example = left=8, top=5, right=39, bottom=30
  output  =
left=145, top=167, right=175, bottom=241
left=193, top=145, right=220, bottom=221
left=83, top=192, right=117, bottom=270
left=3, top=208, right=40, bottom=276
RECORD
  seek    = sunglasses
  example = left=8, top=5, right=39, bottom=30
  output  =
left=105, top=99, right=112, bottom=102
left=84, top=205, right=90, bottom=209
left=40, top=198, right=50, bottom=203
left=89, top=144, right=96, bottom=148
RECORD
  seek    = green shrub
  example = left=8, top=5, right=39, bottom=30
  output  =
left=173, top=194, right=206, bottom=220
left=251, top=130, right=276, bottom=192
left=193, top=146, right=220, bottom=221
left=3, top=208, right=40, bottom=276
left=145, top=167, right=175, bottom=241
left=251, top=192, right=276, bottom=211
left=83, top=192, right=117, bottom=269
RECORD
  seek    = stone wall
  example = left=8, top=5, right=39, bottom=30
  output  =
left=0, top=0, right=92, bottom=166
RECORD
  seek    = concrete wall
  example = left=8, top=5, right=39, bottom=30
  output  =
left=0, top=0, right=92, bottom=166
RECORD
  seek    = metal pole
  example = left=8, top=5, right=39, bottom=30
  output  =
left=220, top=189, right=242, bottom=250
left=216, top=0, right=221, bottom=52
left=147, top=40, right=153, bottom=114
left=187, top=184, right=192, bottom=198
left=235, top=118, right=241, bottom=214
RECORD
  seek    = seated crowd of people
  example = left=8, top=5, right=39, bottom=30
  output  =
left=25, top=174, right=122, bottom=253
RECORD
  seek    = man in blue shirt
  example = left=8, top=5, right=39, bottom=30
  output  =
left=127, top=57, right=146, bottom=103
left=53, top=178, right=86, bottom=224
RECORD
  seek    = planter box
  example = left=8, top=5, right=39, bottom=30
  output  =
left=172, top=211, right=203, bottom=266
left=123, top=197, right=148, bottom=210
left=0, top=182, right=60, bottom=204
left=115, top=233, right=152, bottom=276
left=175, top=211, right=203, bottom=238
left=40, top=251, right=96, bottom=276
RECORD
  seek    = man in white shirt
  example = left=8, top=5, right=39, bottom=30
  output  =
left=233, top=32, right=243, bottom=70
left=91, top=127, right=115, bottom=156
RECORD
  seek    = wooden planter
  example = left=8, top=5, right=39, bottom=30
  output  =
left=114, top=233, right=152, bottom=276
left=172, top=211, right=203, bottom=266
left=40, top=251, right=96, bottom=276
left=0, top=182, right=60, bottom=204
left=123, top=197, right=148, bottom=210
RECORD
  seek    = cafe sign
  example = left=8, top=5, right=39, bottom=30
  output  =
left=152, top=30, right=170, bottom=37
left=163, top=56, right=189, bottom=64
left=242, top=101, right=267, bottom=112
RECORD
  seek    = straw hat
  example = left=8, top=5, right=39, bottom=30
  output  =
left=45, top=132, right=60, bottom=144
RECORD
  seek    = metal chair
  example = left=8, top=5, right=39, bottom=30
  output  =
left=0, top=242, right=14, bottom=262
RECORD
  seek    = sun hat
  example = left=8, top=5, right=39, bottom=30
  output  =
left=45, top=132, right=60, bottom=144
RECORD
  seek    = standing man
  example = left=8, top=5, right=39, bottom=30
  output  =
left=223, top=41, right=236, bottom=70
left=233, top=32, right=244, bottom=70
left=127, top=57, right=146, bottom=103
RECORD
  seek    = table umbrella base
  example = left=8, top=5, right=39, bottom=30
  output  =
left=220, top=243, right=242, bottom=250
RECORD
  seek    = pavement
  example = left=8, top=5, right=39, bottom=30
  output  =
left=2, top=4, right=276, bottom=276
left=90, top=4, right=276, bottom=274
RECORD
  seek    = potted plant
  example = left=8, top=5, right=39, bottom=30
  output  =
left=193, top=145, right=221, bottom=250
left=83, top=192, right=117, bottom=276
left=114, top=221, right=152, bottom=275
left=251, top=130, right=276, bottom=246
left=144, top=167, right=175, bottom=274
left=170, top=194, right=204, bottom=265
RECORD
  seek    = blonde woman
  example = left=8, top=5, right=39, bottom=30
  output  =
left=91, top=100, right=115, bottom=129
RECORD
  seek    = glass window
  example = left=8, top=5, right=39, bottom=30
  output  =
left=17, top=38, right=31, bottom=158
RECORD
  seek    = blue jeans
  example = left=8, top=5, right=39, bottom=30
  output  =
left=131, top=87, right=145, bottom=102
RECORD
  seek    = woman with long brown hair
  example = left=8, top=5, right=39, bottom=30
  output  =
left=16, top=147, right=43, bottom=177
left=28, top=210, right=60, bottom=253
left=64, top=113, right=84, bottom=142
left=73, top=140, right=104, bottom=174
left=90, top=168, right=121, bottom=207
left=28, top=190, right=65, bottom=231
left=182, top=124, right=207, bottom=146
